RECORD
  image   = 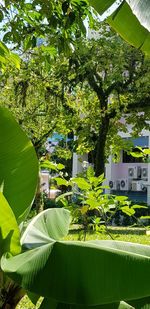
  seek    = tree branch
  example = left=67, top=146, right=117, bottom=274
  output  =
left=87, top=72, right=106, bottom=108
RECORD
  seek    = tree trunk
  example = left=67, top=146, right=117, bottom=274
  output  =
left=0, top=283, right=25, bottom=309
left=95, top=115, right=110, bottom=176
left=35, top=174, right=44, bottom=214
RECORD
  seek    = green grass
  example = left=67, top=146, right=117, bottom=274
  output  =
left=16, top=296, right=43, bottom=309
left=17, top=230, right=150, bottom=308
left=66, top=230, right=150, bottom=245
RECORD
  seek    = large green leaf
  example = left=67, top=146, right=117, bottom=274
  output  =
left=21, top=208, right=71, bottom=249
left=65, top=301, right=134, bottom=308
left=0, top=41, right=20, bottom=69
left=89, top=0, right=150, bottom=56
left=108, top=2, right=150, bottom=56
left=90, top=0, right=116, bottom=15
left=126, top=0, right=150, bottom=32
left=0, top=107, right=38, bottom=222
left=42, top=301, right=134, bottom=308
left=72, top=177, right=91, bottom=190
left=2, top=208, right=150, bottom=307
left=39, top=298, right=58, bottom=309
left=40, top=301, right=134, bottom=309
left=129, top=296, right=150, bottom=309
left=0, top=192, right=21, bottom=256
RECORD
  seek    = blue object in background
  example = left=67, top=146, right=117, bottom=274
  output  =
left=126, top=136, right=149, bottom=148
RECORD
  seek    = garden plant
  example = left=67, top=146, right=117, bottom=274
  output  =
left=55, top=166, right=148, bottom=240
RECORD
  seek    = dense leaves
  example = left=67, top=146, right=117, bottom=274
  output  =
left=0, top=0, right=93, bottom=55
left=0, top=0, right=149, bottom=60
left=0, top=24, right=150, bottom=176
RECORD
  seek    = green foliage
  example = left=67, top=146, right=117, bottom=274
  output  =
left=1, top=0, right=94, bottom=56
left=0, top=107, right=38, bottom=222
left=0, top=0, right=150, bottom=59
left=40, top=160, right=65, bottom=172
left=0, top=119, right=148, bottom=308
left=66, top=24, right=150, bottom=174
left=130, top=147, right=150, bottom=163
left=0, top=24, right=150, bottom=176
left=0, top=192, right=21, bottom=256
left=0, top=41, right=20, bottom=70
left=90, top=0, right=150, bottom=55
left=3, top=208, right=150, bottom=308
left=56, top=167, right=144, bottom=238
left=0, top=107, right=38, bottom=308
left=0, top=55, right=76, bottom=162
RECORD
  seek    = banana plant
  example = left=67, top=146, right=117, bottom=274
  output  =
left=0, top=106, right=38, bottom=308
left=89, top=0, right=150, bottom=56
left=1, top=107, right=150, bottom=308
left=2, top=206, right=150, bottom=309
left=0, top=107, right=38, bottom=223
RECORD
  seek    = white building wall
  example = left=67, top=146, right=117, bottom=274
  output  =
left=72, top=153, right=88, bottom=177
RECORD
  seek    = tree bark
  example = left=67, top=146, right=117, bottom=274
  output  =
left=35, top=174, right=44, bottom=214
left=0, top=283, right=25, bottom=309
left=95, top=115, right=110, bottom=176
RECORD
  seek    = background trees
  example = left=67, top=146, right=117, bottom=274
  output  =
left=59, top=25, right=150, bottom=175
left=0, top=1, right=149, bottom=177
left=0, top=1, right=149, bottom=56
left=0, top=0, right=93, bottom=54
left=0, top=23, right=150, bottom=176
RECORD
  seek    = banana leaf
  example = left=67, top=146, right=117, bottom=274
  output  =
left=0, top=107, right=38, bottom=222
left=0, top=192, right=21, bottom=256
left=39, top=299, right=134, bottom=309
left=90, top=0, right=150, bottom=56
left=2, top=208, right=150, bottom=308
left=126, top=0, right=150, bottom=32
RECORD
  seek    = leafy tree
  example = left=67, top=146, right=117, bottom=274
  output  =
left=0, top=1, right=149, bottom=56
left=0, top=0, right=149, bottom=65
left=65, top=25, right=150, bottom=175
left=0, top=53, right=75, bottom=158
left=1, top=24, right=150, bottom=177
left=0, top=0, right=94, bottom=55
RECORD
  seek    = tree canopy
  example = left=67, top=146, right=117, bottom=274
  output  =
left=1, top=23, right=150, bottom=176
left=0, top=0, right=149, bottom=61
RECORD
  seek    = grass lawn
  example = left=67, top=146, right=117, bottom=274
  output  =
left=17, top=230, right=150, bottom=308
